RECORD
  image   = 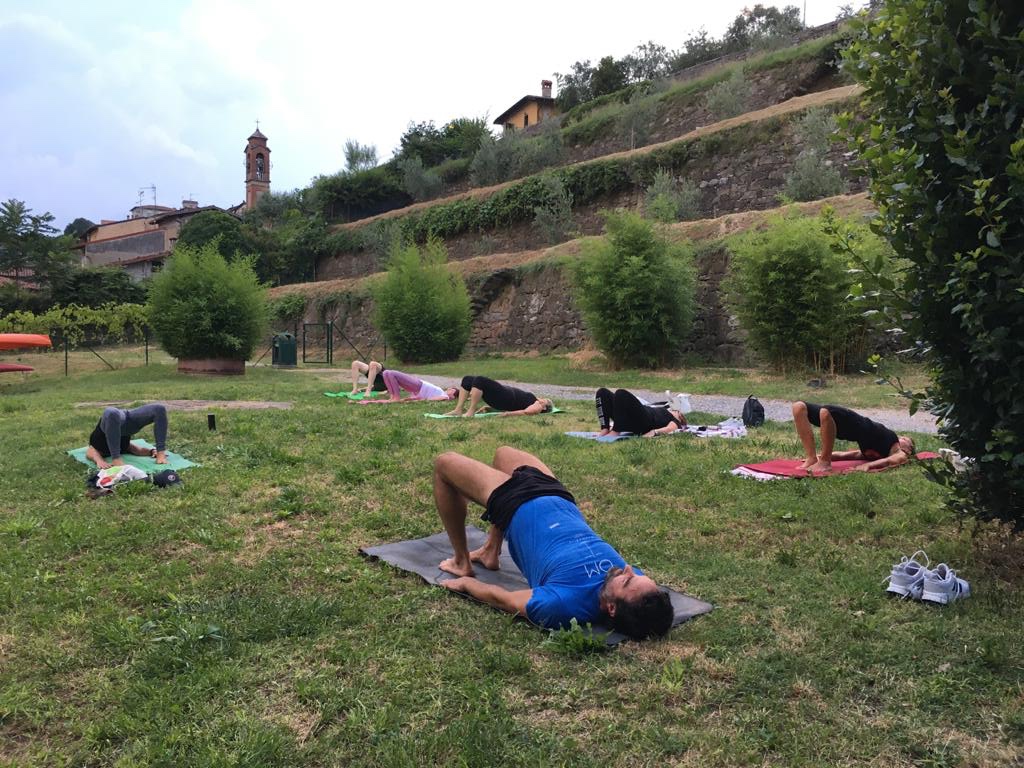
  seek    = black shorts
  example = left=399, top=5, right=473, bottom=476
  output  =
left=483, top=466, right=576, bottom=531
left=371, top=367, right=388, bottom=392
left=88, top=423, right=131, bottom=458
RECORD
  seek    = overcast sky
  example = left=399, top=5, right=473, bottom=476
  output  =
left=0, top=0, right=856, bottom=229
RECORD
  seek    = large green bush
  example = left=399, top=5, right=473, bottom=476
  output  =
left=148, top=243, right=268, bottom=360
left=841, top=0, right=1024, bottom=523
left=724, top=214, right=888, bottom=373
left=572, top=211, right=696, bottom=368
left=372, top=238, right=471, bottom=363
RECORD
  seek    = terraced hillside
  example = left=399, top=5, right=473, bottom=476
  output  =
left=270, top=26, right=874, bottom=362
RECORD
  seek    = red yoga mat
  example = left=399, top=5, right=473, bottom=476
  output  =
left=737, top=452, right=940, bottom=477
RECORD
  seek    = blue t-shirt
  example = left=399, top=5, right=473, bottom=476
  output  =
left=505, top=495, right=634, bottom=629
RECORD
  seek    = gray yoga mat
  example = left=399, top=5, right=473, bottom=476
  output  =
left=360, top=527, right=713, bottom=646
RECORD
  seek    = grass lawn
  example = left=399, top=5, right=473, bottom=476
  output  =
left=1, top=363, right=1021, bottom=767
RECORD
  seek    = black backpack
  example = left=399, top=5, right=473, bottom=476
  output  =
left=742, top=395, right=765, bottom=427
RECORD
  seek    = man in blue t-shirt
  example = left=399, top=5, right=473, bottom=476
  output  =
left=435, top=446, right=674, bottom=640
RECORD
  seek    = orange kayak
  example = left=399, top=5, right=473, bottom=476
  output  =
left=0, top=333, right=52, bottom=350
left=0, top=363, right=34, bottom=372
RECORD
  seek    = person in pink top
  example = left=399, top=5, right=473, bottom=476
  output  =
left=360, top=369, right=457, bottom=403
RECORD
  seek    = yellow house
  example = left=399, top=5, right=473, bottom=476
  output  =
left=494, top=80, right=559, bottom=132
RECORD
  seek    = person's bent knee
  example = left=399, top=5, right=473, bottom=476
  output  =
left=818, top=407, right=833, bottom=424
left=368, top=360, right=382, bottom=372
left=792, top=401, right=807, bottom=418
left=434, top=451, right=463, bottom=476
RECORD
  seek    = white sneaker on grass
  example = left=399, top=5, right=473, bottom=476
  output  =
left=921, top=563, right=971, bottom=605
left=884, top=550, right=931, bottom=599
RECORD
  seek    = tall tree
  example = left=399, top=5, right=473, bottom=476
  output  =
left=0, top=199, right=72, bottom=287
left=723, top=4, right=803, bottom=50
left=344, top=140, right=378, bottom=173
left=64, top=217, right=96, bottom=240
left=842, top=0, right=1024, bottom=523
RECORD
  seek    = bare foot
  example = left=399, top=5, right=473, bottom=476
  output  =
left=598, top=428, right=611, bottom=436
left=111, top=458, right=126, bottom=467
left=808, top=461, right=832, bottom=474
left=469, top=546, right=500, bottom=571
left=439, top=556, right=475, bottom=577
left=95, top=458, right=111, bottom=470
left=155, top=451, right=168, bottom=465
left=461, top=411, right=475, bottom=418
left=798, top=459, right=817, bottom=470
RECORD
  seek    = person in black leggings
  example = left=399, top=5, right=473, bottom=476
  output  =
left=792, top=401, right=915, bottom=473
left=85, top=403, right=170, bottom=469
left=596, top=388, right=687, bottom=437
left=446, top=376, right=553, bottom=417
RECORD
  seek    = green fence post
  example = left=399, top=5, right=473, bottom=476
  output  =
left=64, top=337, right=69, bottom=377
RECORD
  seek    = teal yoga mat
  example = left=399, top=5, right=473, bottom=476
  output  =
left=424, top=407, right=565, bottom=419
left=68, top=440, right=199, bottom=471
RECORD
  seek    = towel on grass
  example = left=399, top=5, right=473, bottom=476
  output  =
left=68, top=439, right=199, bottom=471
left=360, top=527, right=712, bottom=646
left=324, top=390, right=388, bottom=400
left=566, top=418, right=747, bottom=442
left=425, top=407, right=565, bottom=419
left=732, top=451, right=940, bottom=480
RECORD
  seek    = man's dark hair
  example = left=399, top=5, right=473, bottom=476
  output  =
left=608, top=589, right=673, bottom=640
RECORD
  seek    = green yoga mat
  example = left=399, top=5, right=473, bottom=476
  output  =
left=67, top=440, right=199, bottom=471
left=424, top=407, right=565, bottom=419
left=324, top=390, right=388, bottom=400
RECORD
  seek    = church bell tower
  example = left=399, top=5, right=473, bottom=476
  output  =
left=244, top=126, right=271, bottom=209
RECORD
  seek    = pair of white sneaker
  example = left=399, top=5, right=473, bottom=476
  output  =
left=885, top=550, right=970, bottom=604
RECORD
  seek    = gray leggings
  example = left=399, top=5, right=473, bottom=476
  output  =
left=92, top=404, right=168, bottom=459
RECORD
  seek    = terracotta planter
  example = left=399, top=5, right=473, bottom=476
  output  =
left=177, top=358, right=245, bottom=376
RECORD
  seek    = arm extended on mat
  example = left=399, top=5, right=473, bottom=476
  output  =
left=440, top=577, right=532, bottom=616
left=854, top=452, right=910, bottom=472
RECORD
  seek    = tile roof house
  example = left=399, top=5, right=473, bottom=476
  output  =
left=494, top=80, right=559, bottom=132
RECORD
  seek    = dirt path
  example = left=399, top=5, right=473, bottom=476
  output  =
left=76, top=400, right=293, bottom=411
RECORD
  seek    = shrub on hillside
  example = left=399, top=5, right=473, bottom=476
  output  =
left=399, top=157, right=443, bottom=202
left=572, top=211, right=696, bottom=368
left=617, top=93, right=658, bottom=150
left=842, top=0, right=1024, bottom=523
left=782, top=108, right=846, bottom=202
left=644, top=169, right=702, bottom=223
left=705, top=68, right=752, bottom=120
left=532, top=175, right=575, bottom=244
left=372, top=238, right=471, bottom=363
left=724, top=214, right=887, bottom=373
left=148, top=242, right=268, bottom=361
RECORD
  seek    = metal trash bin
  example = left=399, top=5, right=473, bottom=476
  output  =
left=272, top=332, right=297, bottom=368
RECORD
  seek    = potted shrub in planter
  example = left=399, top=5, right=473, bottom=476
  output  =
left=148, top=242, right=268, bottom=375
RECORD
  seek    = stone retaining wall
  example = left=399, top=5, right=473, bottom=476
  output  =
left=305, top=253, right=746, bottom=362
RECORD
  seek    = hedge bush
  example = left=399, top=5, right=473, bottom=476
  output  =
left=724, top=214, right=888, bottom=373
left=372, top=238, right=471, bottom=363
left=148, top=243, right=268, bottom=361
left=572, top=211, right=696, bottom=368
left=842, top=0, right=1024, bottom=523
